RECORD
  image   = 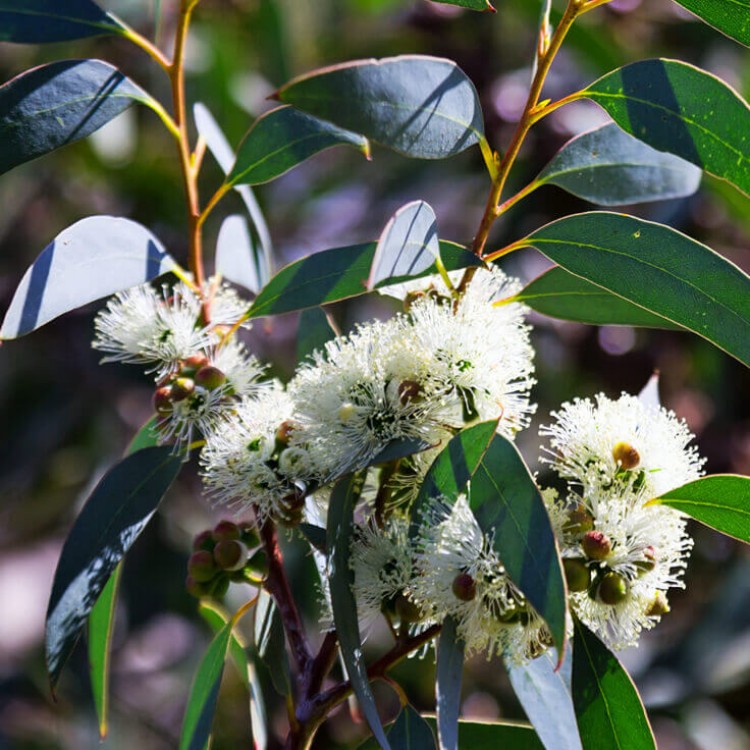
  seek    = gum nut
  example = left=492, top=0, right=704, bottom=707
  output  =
left=195, top=365, right=226, bottom=390
left=563, top=558, right=591, bottom=592
left=185, top=575, right=208, bottom=598
left=214, top=540, right=249, bottom=571
left=395, top=594, right=422, bottom=623
left=181, top=353, right=210, bottom=374
left=565, top=504, right=594, bottom=534
left=153, top=386, right=174, bottom=414
left=192, top=529, right=214, bottom=551
left=188, top=550, right=217, bottom=582
left=212, top=520, right=241, bottom=542
left=452, top=572, right=477, bottom=601
left=171, top=377, right=195, bottom=402
left=598, top=571, right=629, bottom=605
left=612, top=441, right=640, bottom=469
left=398, top=380, right=422, bottom=405
left=582, top=530, right=612, bottom=561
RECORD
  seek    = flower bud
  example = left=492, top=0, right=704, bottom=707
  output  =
left=612, top=441, right=640, bottom=470
left=214, top=540, right=249, bottom=571
left=275, top=420, right=296, bottom=446
left=338, top=402, right=356, bottom=423
left=210, top=576, right=230, bottom=598
left=645, top=591, right=670, bottom=617
left=277, top=490, right=306, bottom=527
left=153, top=386, right=174, bottom=415
left=240, top=525, right=260, bottom=548
left=185, top=574, right=208, bottom=598
left=212, top=520, right=241, bottom=542
left=192, top=530, right=214, bottom=551
left=564, top=504, right=594, bottom=534
left=582, top=530, right=612, bottom=561
left=181, top=354, right=210, bottom=374
left=394, top=594, right=422, bottom=624
left=398, top=380, right=422, bottom=405
left=171, top=377, right=195, bottom=402
left=195, top=365, right=227, bottom=390
left=452, top=572, right=477, bottom=602
left=636, top=545, right=657, bottom=575
left=563, top=558, right=591, bottom=593
left=188, top=550, right=217, bottom=582
left=597, top=571, right=629, bottom=605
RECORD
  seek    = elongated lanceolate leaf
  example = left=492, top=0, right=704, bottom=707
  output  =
left=422, top=718, right=545, bottom=749
left=247, top=240, right=481, bottom=318
left=572, top=621, right=656, bottom=750
left=672, top=0, right=750, bottom=47
left=582, top=59, right=750, bottom=196
left=216, top=215, right=262, bottom=295
left=254, top=590, right=291, bottom=696
left=327, top=475, right=391, bottom=750
left=526, top=212, right=750, bottom=368
left=0, top=60, right=153, bottom=176
left=0, top=0, right=123, bottom=43
left=430, top=0, right=495, bottom=10
left=199, top=602, right=250, bottom=688
left=227, top=106, right=369, bottom=186
left=179, top=620, right=234, bottom=750
left=516, top=266, right=680, bottom=329
left=277, top=55, right=484, bottom=159
left=1, top=216, right=175, bottom=339
left=46, top=447, right=182, bottom=687
left=507, top=649, right=582, bottom=750
left=368, top=201, right=440, bottom=289
left=537, top=123, right=701, bottom=205
left=652, top=475, right=750, bottom=543
left=470, top=435, right=568, bottom=654
left=436, top=618, right=464, bottom=750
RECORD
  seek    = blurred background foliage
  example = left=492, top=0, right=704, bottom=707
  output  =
left=1, top=0, right=750, bottom=748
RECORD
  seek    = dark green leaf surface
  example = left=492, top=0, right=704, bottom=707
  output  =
left=296, top=307, right=338, bottom=362
left=199, top=602, right=250, bottom=688
left=179, top=620, right=233, bottom=750
left=517, top=266, right=681, bottom=329
left=1, top=216, right=175, bottom=339
left=277, top=55, right=484, bottom=159
left=470, top=435, right=568, bottom=653
left=436, top=618, right=464, bottom=750
left=423, top=718, right=545, bottom=750
left=0, top=0, right=123, bottom=43
left=430, top=0, right=495, bottom=9
left=254, top=590, right=291, bottom=696
left=46, top=447, right=182, bottom=687
left=409, top=420, right=498, bottom=538
left=389, top=707, right=438, bottom=749
left=583, top=59, right=750, bottom=196
left=507, top=649, right=582, bottom=750
left=328, top=475, right=391, bottom=749
left=247, top=240, right=481, bottom=318
left=527, top=212, right=750, bottom=368
left=537, top=123, right=701, bottom=205
left=572, top=621, right=655, bottom=750
left=368, top=201, right=440, bottom=289
left=671, top=0, right=750, bottom=46
left=653, top=475, right=750, bottom=543
left=227, top=106, right=369, bottom=185
left=0, top=60, right=152, bottom=176
left=87, top=564, right=121, bottom=739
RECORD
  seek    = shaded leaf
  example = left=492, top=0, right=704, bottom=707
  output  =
left=368, top=201, right=440, bottom=289
left=227, top=105, right=369, bottom=186
left=1, top=216, right=175, bottom=339
left=254, top=589, right=291, bottom=696
left=0, top=0, right=123, bottom=43
left=46, top=447, right=182, bottom=687
left=671, top=0, right=750, bottom=47
left=572, top=621, right=655, bottom=750
left=652, top=475, right=750, bottom=543
left=296, top=306, right=338, bottom=362
left=423, top=718, right=545, bottom=749
left=328, top=474, right=391, bottom=750
left=247, top=240, right=481, bottom=318
left=277, top=55, right=484, bottom=159
left=436, top=618, right=464, bottom=750
left=199, top=601, right=250, bottom=688
left=526, top=212, right=750, bottom=368
left=430, top=0, right=495, bottom=10
left=470, top=435, right=568, bottom=653
left=216, top=215, right=262, bottom=295
left=537, top=123, right=701, bottom=205
left=371, top=438, right=433, bottom=466
left=299, top=523, right=327, bottom=553
left=507, top=648, right=582, bottom=750
left=0, top=60, right=154, bottom=176
left=516, top=266, right=681, bottom=329
left=389, top=706, right=438, bottom=749
left=583, top=59, right=750, bottom=196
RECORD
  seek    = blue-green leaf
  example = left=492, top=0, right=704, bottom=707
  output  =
left=216, top=215, right=263, bottom=296
left=254, top=590, right=291, bottom=696
left=436, top=617, right=464, bottom=750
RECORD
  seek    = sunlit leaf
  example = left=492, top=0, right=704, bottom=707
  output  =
left=296, top=307, right=338, bottom=362
left=526, top=212, right=750, bottom=368
left=430, top=0, right=495, bottom=10
left=652, top=475, right=750, bottom=543
left=583, top=59, right=750, bottom=196
left=0, top=0, right=123, bottom=43
left=436, top=618, right=464, bottom=750
left=199, top=601, right=250, bottom=688
left=537, top=123, right=701, bottom=205
left=1, top=216, right=175, bottom=339
left=216, top=215, right=262, bottom=295
left=671, top=0, right=750, bottom=47
left=254, top=589, right=291, bottom=696
left=46, top=447, right=182, bottom=687
left=572, top=621, right=656, bottom=750
left=277, top=55, right=484, bottom=159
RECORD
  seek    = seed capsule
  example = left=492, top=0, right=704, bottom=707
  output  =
left=612, top=441, right=640, bottom=470
left=598, top=571, right=629, bottom=605
left=452, top=572, right=477, bottom=602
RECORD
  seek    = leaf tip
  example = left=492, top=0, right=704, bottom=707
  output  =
left=485, top=1, right=497, bottom=12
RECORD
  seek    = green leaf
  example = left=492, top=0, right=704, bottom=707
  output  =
left=179, top=619, right=234, bottom=750
left=46, top=447, right=182, bottom=688
left=507, top=648, right=582, bottom=750
left=436, top=618, right=464, bottom=750
left=277, top=55, right=484, bottom=159
left=652, top=475, right=750, bottom=543
left=671, top=0, right=750, bottom=47
left=572, top=621, right=655, bottom=750
left=537, top=123, right=701, bottom=205
left=296, top=307, right=338, bottom=362
left=470, top=435, right=568, bottom=654
left=409, top=420, right=499, bottom=538
left=126, top=417, right=160, bottom=454
left=87, top=563, right=121, bottom=739
left=582, top=59, right=750, bottom=196
left=389, top=706, right=438, bottom=749
left=0, top=0, right=123, bottom=43
left=1, top=216, right=176, bottom=339
left=199, top=601, right=250, bottom=689
left=0, top=60, right=154, bottom=176
left=516, top=266, right=681, bottom=329
left=253, top=590, right=291, bottom=696
left=247, top=240, right=481, bottom=318
left=423, top=718, right=545, bottom=750
left=430, top=0, right=495, bottom=10
left=226, top=105, right=369, bottom=186
left=526, top=212, right=750, bottom=368
left=368, top=201, right=440, bottom=289
left=327, top=474, right=391, bottom=750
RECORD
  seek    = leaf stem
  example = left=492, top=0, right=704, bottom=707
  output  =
left=117, top=20, right=171, bottom=72
left=198, top=183, right=233, bottom=229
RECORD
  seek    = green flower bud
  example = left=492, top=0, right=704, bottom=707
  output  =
left=452, top=572, right=477, bottom=602
left=195, top=365, right=226, bottom=390
left=597, top=571, right=629, bottom=605
left=171, top=377, right=195, bottom=402
left=563, top=558, right=591, bottom=592
left=612, top=441, right=640, bottom=470
left=214, top=539, right=249, bottom=571
left=582, top=530, right=612, bottom=561
left=212, top=520, right=241, bottom=542
left=192, top=529, right=214, bottom=552
left=188, top=550, right=218, bottom=582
